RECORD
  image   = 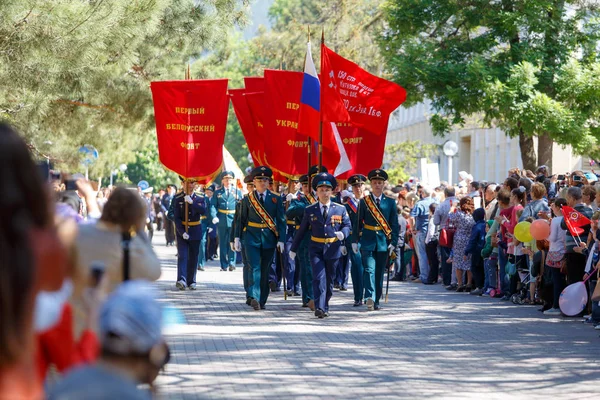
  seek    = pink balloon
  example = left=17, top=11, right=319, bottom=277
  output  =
left=530, top=219, right=551, bottom=240
left=560, top=282, right=588, bottom=316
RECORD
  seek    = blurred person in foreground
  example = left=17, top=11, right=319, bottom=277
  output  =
left=48, top=281, right=170, bottom=399
left=71, top=186, right=161, bottom=335
left=0, top=122, right=67, bottom=398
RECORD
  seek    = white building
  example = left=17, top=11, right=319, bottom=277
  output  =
left=386, top=100, right=585, bottom=185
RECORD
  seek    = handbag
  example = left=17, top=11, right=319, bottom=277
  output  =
left=439, top=216, right=456, bottom=248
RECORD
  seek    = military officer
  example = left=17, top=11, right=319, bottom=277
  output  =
left=233, top=175, right=255, bottom=304
left=346, top=174, right=367, bottom=306
left=196, top=183, right=209, bottom=271
left=286, top=174, right=317, bottom=309
left=290, top=172, right=351, bottom=318
left=204, top=184, right=218, bottom=260
left=234, top=166, right=286, bottom=310
left=352, top=169, right=399, bottom=310
left=281, top=178, right=300, bottom=297
left=173, top=176, right=207, bottom=290
left=210, top=171, right=242, bottom=271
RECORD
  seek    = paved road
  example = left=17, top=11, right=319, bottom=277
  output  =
left=151, top=231, right=600, bottom=399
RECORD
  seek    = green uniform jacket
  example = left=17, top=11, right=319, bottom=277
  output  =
left=235, top=190, right=286, bottom=249
left=352, top=194, right=399, bottom=252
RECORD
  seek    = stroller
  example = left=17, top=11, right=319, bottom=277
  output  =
left=511, top=268, right=533, bottom=305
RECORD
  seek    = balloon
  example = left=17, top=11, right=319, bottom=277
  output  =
left=559, top=282, right=588, bottom=316
left=530, top=219, right=551, bottom=240
left=514, top=221, right=533, bottom=242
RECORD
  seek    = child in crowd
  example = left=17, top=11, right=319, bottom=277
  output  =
left=466, top=208, right=487, bottom=295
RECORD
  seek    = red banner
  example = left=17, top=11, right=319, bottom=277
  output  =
left=150, top=79, right=229, bottom=183
left=244, top=77, right=265, bottom=93
left=229, top=88, right=265, bottom=167
left=322, top=122, right=388, bottom=180
left=322, top=44, right=407, bottom=135
left=262, top=69, right=311, bottom=179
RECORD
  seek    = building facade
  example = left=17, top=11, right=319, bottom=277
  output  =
left=386, top=100, right=584, bottom=185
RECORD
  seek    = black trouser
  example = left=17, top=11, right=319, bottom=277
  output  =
left=439, top=246, right=452, bottom=286
left=425, top=240, right=439, bottom=283
left=565, top=252, right=586, bottom=285
left=471, top=252, right=485, bottom=289
left=146, top=220, right=154, bottom=242
left=165, top=220, right=175, bottom=244
left=551, top=267, right=566, bottom=309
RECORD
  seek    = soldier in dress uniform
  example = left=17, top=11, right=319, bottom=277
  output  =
left=234, top=166, right=286, bottom=310
left=173, top=176, right=207, bottom=290
left=196, top=183, right=209, bottom=271
left=210, top=171, right=242, bottom=271
left=352, top=169, right=399, bottom=310
left=286, top=174, right=319, bottom=309
left=334, top=189, right=352, bottom=292
left=204, top=184, right=218, bottom=260
left=234, top=175, right=255, bottom=304
left=290, top=172, right=351, bottom=318
left=281, top=178, right=300, bottom=297
left=346, top=174, right=367, bottom=306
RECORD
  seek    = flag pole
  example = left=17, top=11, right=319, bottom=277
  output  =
left=305, top=26, right=313, bottom=190
left=184, top=63, right=191, bottom=234
left=318, top=28, right=324, bottom=170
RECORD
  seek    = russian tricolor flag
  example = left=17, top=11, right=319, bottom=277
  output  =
left=298, top=42, right=321, bottom=140
left=298, top=42, right=351, bottom=176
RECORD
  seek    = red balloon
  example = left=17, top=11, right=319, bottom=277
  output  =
left=530, top=219, right=551, bottom=240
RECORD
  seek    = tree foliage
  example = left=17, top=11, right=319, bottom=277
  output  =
left=380, top=0, right=600, bottom=170
left=0, top=0, right=249, bottom=177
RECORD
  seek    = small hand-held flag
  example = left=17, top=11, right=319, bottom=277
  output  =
left=561, top=205, right=591, bottom=246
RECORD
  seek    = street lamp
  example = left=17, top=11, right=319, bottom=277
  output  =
left=443, top=140, right=458, bottom=185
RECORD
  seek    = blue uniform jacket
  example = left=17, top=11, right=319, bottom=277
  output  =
left=173, top=192, right=206, bottom=241
left=291, top=201, right=351, bottom=259
left=235, top=190, right=286, bottom=249
left=352, top=194, right=400, bottom=252
left=210, top=187, right=242, bottom=228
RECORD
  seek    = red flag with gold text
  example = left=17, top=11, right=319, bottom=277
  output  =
left=321, top=44, right=406, bottom=135
left=262, top=69, right=312, bottom=179
left=150, top=79, right=229, bottom=183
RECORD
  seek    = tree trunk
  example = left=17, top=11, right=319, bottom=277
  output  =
left=537, top=132, right=553, bottom=173
left=518, top=130, right=537, bottom=171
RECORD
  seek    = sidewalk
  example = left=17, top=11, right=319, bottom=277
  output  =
left=152, top=231, right=600, bottom=399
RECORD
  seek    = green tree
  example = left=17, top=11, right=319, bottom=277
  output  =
left=0, top=0, right=249, bottom=176
left=380, top=1, right=600, bottom=171
left=122, top=142, right=179, bottom=190
left=384, top=141, right=439, bottom=184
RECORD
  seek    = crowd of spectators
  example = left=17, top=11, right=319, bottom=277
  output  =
left=384, top=166, right=600, bottom=331
left=0, top=123, right=165, bottom=399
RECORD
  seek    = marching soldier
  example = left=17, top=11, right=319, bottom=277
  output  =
left=282, top=178, right=300, bottom=297
left=173, top=177, right=207, bottom=290
left=210, top=171, right=242, bottom=271
left=204, top=184, right=218, bottom=261
left=352, top=169, right=399, bottom=311
left=196, top=184, right=209, bottom=271
left=233, top=175, right=255, bottom=304
left=286, top=170, right=324, bottom=310
left=290, top=172, right=351, bottom=318
left=346, top=174, right=367, bottom=306
left=234, top=166, right=286, bottom=311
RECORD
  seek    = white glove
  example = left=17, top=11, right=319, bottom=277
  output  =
left=184, top=195, right=193, bottom=204
left=286, top=193, right=295, bottom=202
left=234, top=238, right=241, bottom=252
left=341, top=246, right=347, bottom=256
left=212, top=217, right=219, bottom=224
left=277, top=241, right=285, bottom=253
left=335, top=231, right=345, bottom=241
left=388, top=244, right=395, bottom=256
left=289, top=251, right=296, bottom=260
left=352, top=243, right=359, bottom=254
left=182, top=232, right=190, bottom=240
left=208, top=227, right=213, bottom=233
left=229, top=242, right=235, bottom=252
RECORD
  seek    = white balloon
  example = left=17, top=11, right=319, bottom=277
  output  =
left=559, top=282, right=588, bottom=316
